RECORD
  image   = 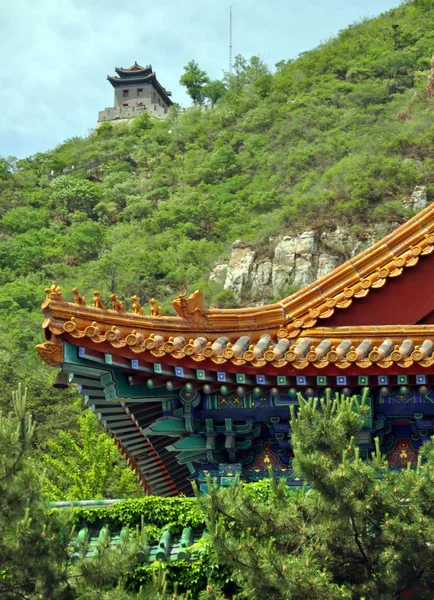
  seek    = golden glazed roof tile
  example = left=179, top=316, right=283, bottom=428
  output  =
left=39, top=312, right=434, bottom=371
left=40, top=201, right=434, bottom=344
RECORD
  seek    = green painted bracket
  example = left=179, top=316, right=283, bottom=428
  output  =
left=64, top=343, right=177, bottom=403
left=206, top=436, right=217, bottom=450
left=169, top=437, right=207, bottom=451
left=144, top=418, right=187, bottom=435
left=234, top=423, right=253, bottom=435
left=225, top=434, right=236, bottom=449
left=175, top=450, right=207, bottom=464
left=236, top=439, right=252, bottom=450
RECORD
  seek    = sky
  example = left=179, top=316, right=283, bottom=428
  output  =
left=0, top=0, right=402, bottom=159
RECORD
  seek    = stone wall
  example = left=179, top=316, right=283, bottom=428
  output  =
left=113, top=83, right=169, bottom=110
left=98, top=103, right=169, bottom=123
left=98, top=100, right=216, bottom=124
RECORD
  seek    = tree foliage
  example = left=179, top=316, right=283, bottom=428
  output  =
left=223, top=55, right=270, bottom=93
left=197, top=391, right=434, bottom=599
left=180, top=60, right=210, bottom=105
left=0, top=385, right=144, bottom=599
left=41, top=410, right=143, bottom=500
left=0, top=385, right=232, bottom=599
left=202, top=80, right=227, bottom=105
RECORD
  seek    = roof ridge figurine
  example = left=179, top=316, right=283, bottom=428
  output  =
left=72, top=287, right=86, bottom=305
left=149, top=298, right=162, bottom=317
left=93, top=291, right=105, bottom=310
left=171, top=281, right=206, bottom=324
left=45, top=281, right=63, bottom=301
left=110, top=294, right=124, bottom=312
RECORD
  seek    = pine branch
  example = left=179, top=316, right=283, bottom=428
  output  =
left=349, top=514, right=371, bottom=578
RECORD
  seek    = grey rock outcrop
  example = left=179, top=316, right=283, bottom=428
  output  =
left=272, top=231, right=319, bottom=293
left=222, top=241, right=257, bottom=300
left=218, top=223, right=398, bottom=304
left=208, top=263, right=227, bottom=282
left=211, top=186, right=428, bottom=304
left=404, top=185, right=427, bottom=211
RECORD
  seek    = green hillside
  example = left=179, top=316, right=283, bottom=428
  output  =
left=1, top=0, right=434, bottom=487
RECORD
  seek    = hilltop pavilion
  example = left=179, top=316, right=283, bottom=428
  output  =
left=98, top=62, right=173, bottom=125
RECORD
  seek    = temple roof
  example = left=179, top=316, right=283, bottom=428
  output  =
left=107, top=74, right=154, bottom=85
left=51, top=499, right=205, bottom=562
left=107, top=62, right=173, bottom=105
left=40, top=200, right=434, bottom=350
left=37, top=201, right=434, bottom=494
left=71, top=525, right=204, bottom=562
left=114, top=63, right=153, bottom=77
left=37, top=323, right=434, bottom=372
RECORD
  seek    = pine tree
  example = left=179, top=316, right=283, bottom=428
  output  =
left=0, top=385, right=143, bottom=599
left=0, top=384, right=73, bottom=598
left=197, top=390, right=434, bottom=599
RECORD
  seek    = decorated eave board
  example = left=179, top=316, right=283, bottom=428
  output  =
left=37, top=202, right=434, bottom=495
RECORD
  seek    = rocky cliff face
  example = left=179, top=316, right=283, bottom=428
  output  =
left=209, top=187, right=428, bottom=304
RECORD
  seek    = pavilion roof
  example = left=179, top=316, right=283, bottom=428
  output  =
left=114, top=63, right=153, bottom=77
left=107, top=62, right=173, bottom=105
left=37, top=322, right=434, bottom=373
left=37, top=202, right=434, bottom=494
left=280, top=201, right=434, bottom=335
left=39, top=201, right=434, bottom=369
left=107, top=73, right=154, bottom=85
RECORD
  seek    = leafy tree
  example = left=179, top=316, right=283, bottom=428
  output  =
left=96, top=121, right=115, bottom=138
left=203, top=80, right=227, bottom=105
left=0, top=384, right=154, bottom=599
left=57, top=219, right=106, bottom=265
left=0, top=383, right=69, bottom=598
left=197, top=391, right=434, bottom=599
left=130, top=112, right=154, bottom=134
left=1, top=205, right=51, bottom=234
left=0, top=156, right=16, bottom=179
left=0, top=385, right=232, bottom=599
left=180, top=60, right=210, bottom=105
left=16, top=151, right=62, bottom=178
left=0, top=228, right=50, bottom=275
left=50, top=175, right=100, bottom=220
left=41, top=410, right=143, bottom=500
left=224, top=55, right=270, bottom=92
left=414, top=0, right=432, bottom=10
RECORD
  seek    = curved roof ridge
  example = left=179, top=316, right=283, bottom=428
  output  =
left=40, top=202, right=434, bottom=337
left=278, top=200, right=434, bottom=337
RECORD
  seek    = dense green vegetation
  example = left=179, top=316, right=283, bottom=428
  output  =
left=6, top=383, right=434, bottom=598
left=0, top=388, right=216, bottom=599
left=200, top=391, right=434, bottom=599
left=2, top=0, right=434, bottom=495
left=0, top=386, right=143, bottom=599
left=41, top=410, right=143, bottom=500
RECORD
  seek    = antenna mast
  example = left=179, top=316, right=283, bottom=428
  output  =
left=229, top=6, right=233, bottom=73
